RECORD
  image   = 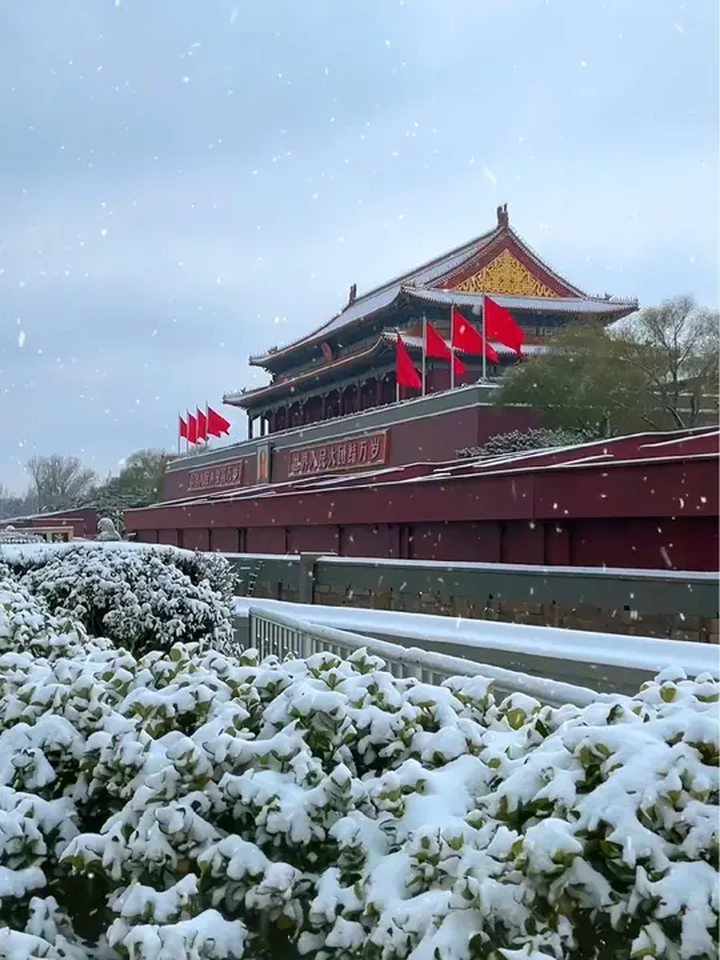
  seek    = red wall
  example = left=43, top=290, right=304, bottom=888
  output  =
left=245, top=526, right=288, bottom=555
left=164, top=404, right=540, bottom=500
left=128, top=456, right=719, bottom=571
left=143, top=516, right=718, bottom=570
left=1, top=509, right=99, bottom=539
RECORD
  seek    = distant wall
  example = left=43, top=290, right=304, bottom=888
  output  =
left=1, top=509, right=98, bottom=539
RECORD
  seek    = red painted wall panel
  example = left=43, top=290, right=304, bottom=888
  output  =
left=183, top=529, right=210, bottom=552
left=500, top=520, right=545, bottom=564
left=570, top=517, right=719, bottom=572
left=545, top=523, right=571, bottom=565
left=533, top=460, right=717, bottom=520
left=410, top=521, right=502, bottom=562
left=287, top=525, right=339, bottom=555
left=339, top=524, right=391, bottom=557
left=135, top=530, right=158, bottom=543
left=158, top=529, right=180, bottom=546
left=209, top=528, right=240, bottom=553
left=246, top=526, right=287, bottom=554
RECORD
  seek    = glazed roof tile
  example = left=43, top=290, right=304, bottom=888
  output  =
left=405, top=288, right=638, bottom=314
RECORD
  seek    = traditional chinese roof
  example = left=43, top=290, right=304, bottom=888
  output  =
left=249, top=205, right=638, bottom=371
left=225, top=338, right=393, bottom=407
left=226, top=324, right=552, bottom=410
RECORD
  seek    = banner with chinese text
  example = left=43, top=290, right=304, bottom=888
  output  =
left=288, top=431, right=389, bottom=478
left=188, top=461, right=244, bottom=492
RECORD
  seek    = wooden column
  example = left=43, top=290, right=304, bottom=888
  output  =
left=247, top=414, right=254, bottom=440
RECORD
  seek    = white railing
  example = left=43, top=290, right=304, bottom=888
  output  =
left=247, top=605, right=610, bottom=708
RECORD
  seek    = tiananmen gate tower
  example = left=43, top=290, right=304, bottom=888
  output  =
left=124, top=206, right=719, bottom=571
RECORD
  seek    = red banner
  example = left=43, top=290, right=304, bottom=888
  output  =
left=288, top=432, right=388, bottom=478
left=188, top=461, right=243, bottom=492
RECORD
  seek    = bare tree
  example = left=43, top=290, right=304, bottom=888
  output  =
left=26, top=455, right=97, bottom=513
left=617, top=296, right=719, bottom=429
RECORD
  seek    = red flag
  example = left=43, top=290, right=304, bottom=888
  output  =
left=187, top=412, right=198, bottom=445
left=207, top=406, right=232, bottom=437
left=395, top=334, right=421, bottom=389
left=179, top=415, right=188, bottom=440
left=196, top=408, right=208, bottom=442
left=451, top=307, right=500, bottom=363
left=485, top=297, right=524, bottom=355
left=425, top=320, right=466, bottom=374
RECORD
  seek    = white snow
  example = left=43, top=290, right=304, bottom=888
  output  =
left=0, top=547, right=716, bottom=959
left=234, top=598, right=719, bottom=679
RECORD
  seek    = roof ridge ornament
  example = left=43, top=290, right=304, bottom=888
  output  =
left=348, top=283, right=357, bottom=305
left=496, top=203, right=509, bottom=229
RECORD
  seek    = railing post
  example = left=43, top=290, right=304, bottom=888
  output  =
left=297, top=552, right=334, bottom=605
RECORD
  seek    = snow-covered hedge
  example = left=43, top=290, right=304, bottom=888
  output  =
left=457, top=428, right=597, bottom=460
left=3, top=543, right=234, bottom=656
left=0, top=575, right=717, bottom=959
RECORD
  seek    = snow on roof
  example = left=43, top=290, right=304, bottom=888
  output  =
left=406, top=287, right=638, bottom=314
left=248, top=213, right=640, bottom=368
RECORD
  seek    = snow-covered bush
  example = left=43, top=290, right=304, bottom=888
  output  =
left=6, top=543, right=234, bottom=656
left=0, top=575, right=717, bottom=959
left=457, top=428, right=597, bottom=459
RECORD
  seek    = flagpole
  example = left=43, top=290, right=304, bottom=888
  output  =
left=177, top=412, right=181, bottom=457
left=450, top=304, right=456, bottom=391
left=421, top=315, right=427, bottom=396
left=395, top=329, right=401, bottom=403
left=482, top=296, right=487, bottom=382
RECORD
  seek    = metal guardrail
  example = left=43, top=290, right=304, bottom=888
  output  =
left=247, top=605, right=607, bottom=708
left=223, top=552, right=720, bottom=631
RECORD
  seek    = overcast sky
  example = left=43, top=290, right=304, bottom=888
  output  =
left=0, top=0, right=717, bottom=492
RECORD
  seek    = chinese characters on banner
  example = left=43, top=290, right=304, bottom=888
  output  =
left=288, top=431, right=388, bottom=478
left=188, top=461, right=244, bottom=492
